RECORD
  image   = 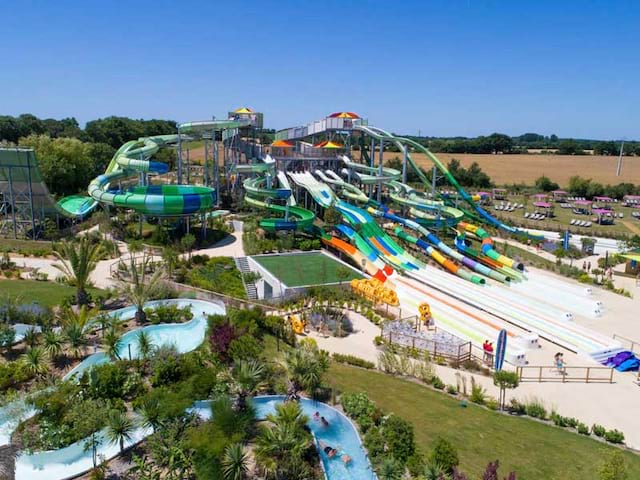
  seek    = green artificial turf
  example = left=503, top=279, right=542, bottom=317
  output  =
left=252, top=252, right=362, bottom=287
left=327, top=364, right=640, bottom=480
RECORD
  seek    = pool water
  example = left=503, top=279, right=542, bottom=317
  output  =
left=64, top=299, right=225, bottom=380
left=253, top=396, right=377, bottom=480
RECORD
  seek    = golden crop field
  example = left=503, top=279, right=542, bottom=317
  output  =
left=186, top=144, right=640, bottom=187
left=381, top=151, right=640, bottom=187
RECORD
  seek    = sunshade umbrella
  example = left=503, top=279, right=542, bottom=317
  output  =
left=234, top=107, right=254, bottom=114
left=271, top=139, right=294, bottom=148
left=328, top=111, right=360, bottom=119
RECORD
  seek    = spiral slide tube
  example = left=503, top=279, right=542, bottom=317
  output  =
left=409, top=264, right=614, bottom=353
left=88, top=135, right=217, bottom=215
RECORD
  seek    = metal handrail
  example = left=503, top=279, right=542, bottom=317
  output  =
left=516, top=365, right=615, bottom=383
left=612, top=333, right=640, bottom=353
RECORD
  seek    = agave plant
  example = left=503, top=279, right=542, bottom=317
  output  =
left=118, top=254, right=164, bottom=324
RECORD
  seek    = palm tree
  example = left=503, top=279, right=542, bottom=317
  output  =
left=378, top=458, right=404, bottom=480
left=21, top=346, right=50, bottom=377
left=63, top=322, right=88, bottom=359
left=22, top=327, right=40, bottom=348
left=105, top=409, right=134, bottom=454
left=161, top=246, right=179, bottom=279
left=42, top=329, right=64, bottom=362
left=281, top=342, right=329, bottom=400
left=53, top=237, right=104, bottom=306
left=232, top=359, right=266, bottom=411
left=255, top=402, right=312, bottom=479
left=424, top=461, right=452, bottom=480
left=58, top=305, right=96, bottom=332
left=102, top=326, right=122, bottom=361
left=135, top=396, right=162, bottom=433
left=118, top=254, right=164, bottom=324
left=135, top=330, right=154, bottom=360
left=222, top=443, right=249, bottom=480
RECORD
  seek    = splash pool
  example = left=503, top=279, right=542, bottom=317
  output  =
left=253, top=396, right=377, bottom=480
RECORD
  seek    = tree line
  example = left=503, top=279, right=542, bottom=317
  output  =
left=0, top=114, right=176, bottom=148
left=392, top=132, right=639, bottom=156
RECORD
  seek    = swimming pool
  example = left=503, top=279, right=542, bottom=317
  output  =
left=253, top=396, right=377, bottom=480
left=63, top=299, right=225, bottom=380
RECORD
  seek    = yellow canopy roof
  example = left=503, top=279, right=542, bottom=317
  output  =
left=234, top=107, right=254, bottom=114
left=313, top=140, right=344, bottom=149
left=621, top=254, right=640, bottom=262
left=271, top=139, right=294, bottom=148
left=328, top=111, right=360, bottom=119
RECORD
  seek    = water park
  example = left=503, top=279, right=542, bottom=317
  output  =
left=1, top=107, right=640, bottom=480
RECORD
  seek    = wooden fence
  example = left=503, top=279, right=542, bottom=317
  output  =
left=613, top=333, right=640, bottom=353
left=515, top=365, right=615, bottom=383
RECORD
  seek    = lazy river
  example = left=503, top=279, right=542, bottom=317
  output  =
left=7, top=299, right=376, bottom=480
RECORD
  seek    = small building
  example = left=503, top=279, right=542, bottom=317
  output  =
left=551, top=190, right=568, bottom=202
left=533, top=201, right=554, bottom=217
left=622, top=250, right=640, bottom=276
left=573, top=199, right=592, bottom=215
left=492, top=188, right=507, bottom=200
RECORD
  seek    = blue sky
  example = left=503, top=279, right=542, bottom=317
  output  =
left=1, top=0, right=638, bottom=139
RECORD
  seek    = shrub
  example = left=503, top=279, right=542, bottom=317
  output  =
left=341, top=392, right=381, bottom=433
left=469, top=377, right=487, bottom=405
left=406, top=453, right=426, bottom=477
left=446, top=385, right=458, bottom=395
left=383, top=414, right=416, bottom=463
left=332, top=353, right=375, bottom=369
left=363, top=426, right=385, bottom=458
left=431, top=376, right=445, bottom=390
left=577, top=423, right=590, bottom=435
left=373, top=335, right=385, bottom=346
left=429, top=437, right=459, bottom=474
left=144, top=304, right=193, bottom=324
left=592, top=424, right=607, bottom=437
left=228, top=334, right=262, bottom=362
left=604, top=429, right=625, bottom=444
left=525, top=399, right=547, bottom=419
left=485, top=397, right=500, bottom=411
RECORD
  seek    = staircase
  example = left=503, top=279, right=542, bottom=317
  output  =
left=235, top=256, right=258, bottom=300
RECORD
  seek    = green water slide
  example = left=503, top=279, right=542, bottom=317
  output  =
left=354, top=125, right=528, bottom=236
left=240, top=158, right=315, bottom=231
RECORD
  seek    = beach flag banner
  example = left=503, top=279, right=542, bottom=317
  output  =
left=495, top=329, right=507, bottom=371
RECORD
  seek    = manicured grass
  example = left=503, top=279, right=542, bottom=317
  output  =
left=0, top=238, right=54, bottom=256
left=327, top=364, right=640, bottom=480
left=0, top=279, right=105, bottom=308
left=252, top=252, right=363, bottom=287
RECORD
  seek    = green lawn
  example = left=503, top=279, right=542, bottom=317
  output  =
left=0, top=238, right=54, bottom=256
left=327, top=364, right=640, bottom=480
left=0, top=279, right=105, bottom=308
left=492, top=195, right=640, bottom=237
left=252, top=252, right=363, bottom=287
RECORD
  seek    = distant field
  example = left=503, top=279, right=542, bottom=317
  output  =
left=186, top=143, right=640, bottom=187
left=381, top=151, right=640, bottom=187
